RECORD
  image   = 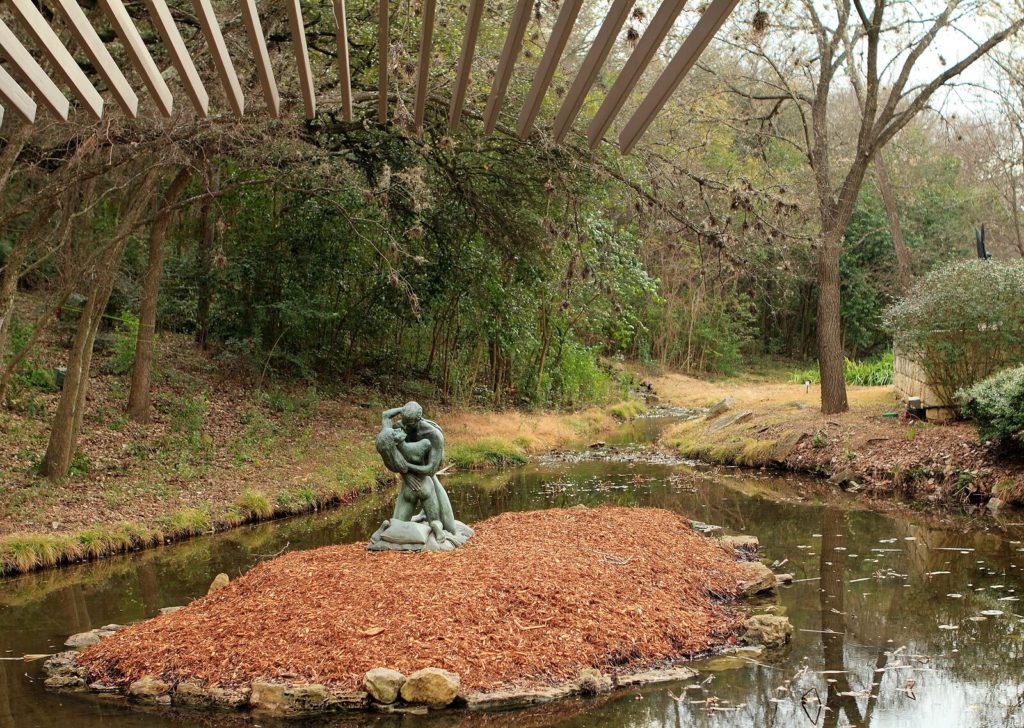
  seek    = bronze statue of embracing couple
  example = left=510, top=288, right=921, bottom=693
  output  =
left=369, top=402, right=473, bottom=551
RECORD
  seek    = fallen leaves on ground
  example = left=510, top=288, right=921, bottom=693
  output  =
left=81, top=506, right=746, bottom=692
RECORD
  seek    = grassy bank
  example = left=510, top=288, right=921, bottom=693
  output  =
left=654, top=374, right=1023, bottom=510
left=1, top=324, right=644, bottom=575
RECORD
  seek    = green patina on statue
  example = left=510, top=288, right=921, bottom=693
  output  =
left=369, top=402, right=474, bottom=551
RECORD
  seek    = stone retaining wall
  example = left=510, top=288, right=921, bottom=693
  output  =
left=893, top=348, right=953, bottom=422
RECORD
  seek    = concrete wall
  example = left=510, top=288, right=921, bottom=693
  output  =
left=893, top=348, right=954, bottom=421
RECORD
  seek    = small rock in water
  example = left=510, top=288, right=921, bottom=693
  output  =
left=400, top=668, right=460, bottom=708
left=741, top=614, right=794, bottom=648
left=207, top=573, right=229, bottom=594
left=775, top=573, right=794, bottom=585
left=158, top=606, right=183, bottom=615
left=364, top=668, right=406, bottom=704
left=736, top=562, right=777, bottom=597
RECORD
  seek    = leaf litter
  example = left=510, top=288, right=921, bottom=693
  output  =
left=81, top=507, right=751, bottom=692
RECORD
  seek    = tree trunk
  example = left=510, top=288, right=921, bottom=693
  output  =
left=127, top=168, right=192, bottom=422
left=195, top=190, right=215, bottom=350
left=817, top=224, right=848, bottom=415
left=40, top=169, right=158, bottom=479
left=874, top=154, right=913, bottom=290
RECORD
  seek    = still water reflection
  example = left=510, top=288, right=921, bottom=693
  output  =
left=2, top=445, right=1023, bottom=727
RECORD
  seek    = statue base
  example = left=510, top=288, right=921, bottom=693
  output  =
left=367, top=517, right=475, bottom=552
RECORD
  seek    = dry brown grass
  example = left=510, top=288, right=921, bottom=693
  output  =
left=440, top=407, right=616, bottom=454
left=651, top=371, right=896, bottom=411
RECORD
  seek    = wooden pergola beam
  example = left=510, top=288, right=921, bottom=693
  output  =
left=378, top=0, right=389, bottom=123
left=192, top=0, right=244, bottom=115
left=448, top=0, right=484, bottom=131
left=285, top=0, right=316, bottom=119
left=413, top=0, right=437, bottom=135
left=516, top=0, right=584, bottom=138
left=7, top=0, right=103, bottom=120
left=239, top=0, right=279, bottom=117
left=143, top=0, right=209, bottom=116
left=49, top=0, right=138, bottom=117
left=551, top=0, right=634, bottom=143
left=585, top=0, right=687, bottom=148
left=99, top=0, right=174, bottom=117
left=619, top=0, right=739, bottom=152
left=482, top=0, right=532, bottom=134
left=0, top=19, right=69, bottom=120
left=332, top=0, right=353, bottom=121
left=0, top=65, right=37, bottom=123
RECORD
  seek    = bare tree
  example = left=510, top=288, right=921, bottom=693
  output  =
left=733, top=0, right=1024, bottom=412
left=40, top=167, right=160, bottom=479
left=127, top=167, right=193, bottom=422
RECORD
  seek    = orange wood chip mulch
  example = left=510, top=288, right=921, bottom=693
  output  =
left=80, top=506, right=748, bottom=692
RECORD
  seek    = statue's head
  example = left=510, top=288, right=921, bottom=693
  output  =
left=391, top=425, right=407, bottom=443
left=400, top=401, right=423, bottom=428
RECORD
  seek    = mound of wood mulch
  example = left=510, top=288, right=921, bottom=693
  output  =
left=81, top=507, right=749, bottom=692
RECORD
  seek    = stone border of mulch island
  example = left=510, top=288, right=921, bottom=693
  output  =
left=44, top=509, right=794, bottom=716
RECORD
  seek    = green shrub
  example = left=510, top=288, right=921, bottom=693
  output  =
left=956, top=365, right=1024, bottom=446
left=885, top=260, right=1024, bottom=407
left=4, top=317, right=57, bottom=394
left=108, top=311, right=140, bottom=375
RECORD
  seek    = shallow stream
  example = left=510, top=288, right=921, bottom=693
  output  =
left=2, top=417, right=1023, bottom=727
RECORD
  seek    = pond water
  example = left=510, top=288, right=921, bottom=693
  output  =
left=2, top=419, right=1023, bottom=728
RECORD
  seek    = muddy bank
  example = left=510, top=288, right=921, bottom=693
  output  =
left=663, top=397, right=1024, bottom=511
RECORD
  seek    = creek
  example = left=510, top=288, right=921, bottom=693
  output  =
left=2, top=416, right=1022, bottom=727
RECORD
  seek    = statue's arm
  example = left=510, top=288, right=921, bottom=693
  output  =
left=381, top=407, right=403, bottom=429
left=423, top=426, right=444, bottom=473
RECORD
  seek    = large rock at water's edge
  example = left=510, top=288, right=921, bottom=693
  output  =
left=399, top=667, right=461, bottom=707
left=741, top=614, right=794, bottom=648
left=43, top=651, right=87, bottom=689
left=736, top=562, right=777, bottom=597
left=708, top=410, right=753, bottom=433
left=128, top=676, right=171, bottom=702
left=207, top=573, right=230, bottom=594
left=64, top=624, right=123, bottom=648
left=174, top=681, right=250, bottom=709
left=574, top=668, right=612, bottom=696
left=250, top=682, right=329, bottom=715
left=364, top=668, right=406, bottom=704
left=705, top=397, right=735, bottom=419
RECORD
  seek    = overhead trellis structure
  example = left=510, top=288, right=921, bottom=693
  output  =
left=0, top=0, right=740, bottom=152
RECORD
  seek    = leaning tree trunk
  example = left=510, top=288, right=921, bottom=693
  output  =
left=816, top=223, right=849, bottom=415
left=874, top=155, right=913, bottom=291
left=40, top=169, right=158, bottom=479
left=127, top=168, right=192, bottom=422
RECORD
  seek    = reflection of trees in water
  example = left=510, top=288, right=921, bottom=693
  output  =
left=820, top=506, right=886, bottom=728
